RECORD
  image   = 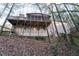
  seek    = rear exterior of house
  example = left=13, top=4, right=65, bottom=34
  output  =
left=7, top=13, right=51, bottom=36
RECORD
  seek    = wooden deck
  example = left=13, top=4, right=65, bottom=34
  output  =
left=7, top=16, right=51, bottom=29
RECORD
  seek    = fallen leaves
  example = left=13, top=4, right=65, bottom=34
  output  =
left=0, top=35, right=52, bottom=56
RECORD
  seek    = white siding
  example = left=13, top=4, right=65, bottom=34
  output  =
left=15, top=27, right=48, bottom=36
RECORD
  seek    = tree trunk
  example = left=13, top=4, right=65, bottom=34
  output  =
left=48, top=4, right=61, bottom=41
left=36, top=3, right=51, bottom=43
left=0, top=3, right=15, bottom=35
left=0, top=3, right=8, bottom=18
left=54, top=3, right=68, bottom=41
left=64, top=3, right=79, bottom=32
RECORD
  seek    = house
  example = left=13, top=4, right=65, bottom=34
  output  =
left=7, top=13, right=51, bottom=36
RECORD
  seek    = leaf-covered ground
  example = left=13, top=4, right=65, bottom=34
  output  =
left=0, top=35, right=78, bottom=56
left=0, top=36, right=52, bottom=56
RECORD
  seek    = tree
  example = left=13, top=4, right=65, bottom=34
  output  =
left=64, top=3, right=79, bottom=32
left=35, top=3, right=51, bottom=43
left=0, top=3, right=15, bottom=34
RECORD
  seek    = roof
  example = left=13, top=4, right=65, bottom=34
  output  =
left=26, top=13, right=51, bottom=17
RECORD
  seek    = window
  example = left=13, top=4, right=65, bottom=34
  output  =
left=38, top=16, right=41, bottom=20
left=35, top=16, right=37, bottom=20
left=31, top=16, right=34, bottom=20
left=27, top=15, right=30, bottom=20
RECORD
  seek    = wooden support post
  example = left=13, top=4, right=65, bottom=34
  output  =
left=37, top=22, right=39, bottom=37
left=29, top=16, right=31, bottom=36
left=16, top=17, right=19, bottom=36
left=22, top=20, right=26, bottom=36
